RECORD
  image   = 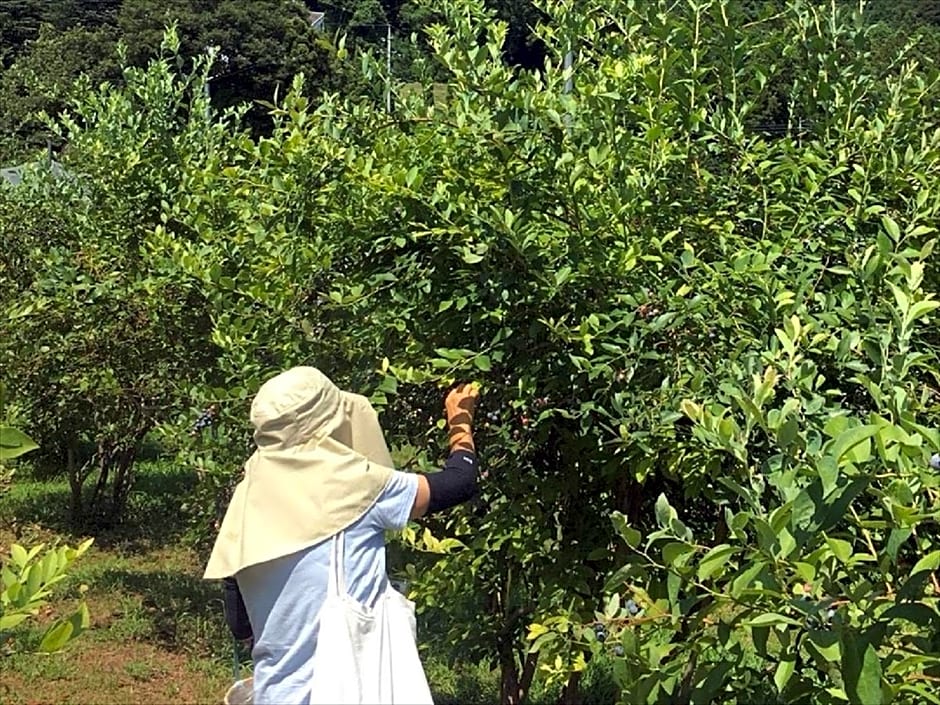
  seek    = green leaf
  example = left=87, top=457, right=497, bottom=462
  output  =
left=826, top=537, right=854, bottom=564
left=881, top=603, right=940, bottom=626
left=744, top=613, right=800, bottom=627
left=667, top=571, right=681, bottom=605
left=777, top=528, right=796, bottom=560
left=697, top=544, right=735, bottom=582
left=899, top=684, right=940, bottom=705
left=39, top=619, right=74, bottom=653
left=829, top=425, right=878, bottom=464
left=881, top=214, right=901, bottom=241
left=807, top=630, right=841, bottom=662
left=775, top=328, right=796, bottom=357
left=662, top=541, right=695, bottom=568
left=376, top=375, right=398, bottom=395
left=25, top=563, right=42, bottom=598
left=0, top=425, right=38, bottom=460
left=0, top=613, right=30, bottom=630
left=841, top=632, right=883, bottom=705
left=40, top=550, right=58, bottom=584
left=905, top=300, right=939, bottom=329
left=554, top=266, right=572, bottom=287
left=604, top=593, right=621, bottom=618
left=473, top=354, right=492, bottom=372
left=774, top=659, right=795, bottom=694
left=433, top=348, right=474, bottom=361
left=731, top=561, right=766, bottom=599
left=910, top=550, right=940, bottom=576
left=10, top=543, right=28, bottom=568
left=38, top=604, right=88, bottom=653
left=886, top=528, right=911, bottom=562
left=654, top=493, right=677, bottom=529
left=611, top=512, right=641, bottom=548
left=818, top=456, right=839, bottom=497
left=794, top=562, right=816, bottom=584
left=889, top=282, right=909, bottom=316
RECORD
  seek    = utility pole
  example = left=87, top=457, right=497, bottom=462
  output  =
left=386, top=23, right=392, bottom=113
left=343, top=21, right=393, bottom=113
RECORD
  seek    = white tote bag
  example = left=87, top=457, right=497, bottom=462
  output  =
left=308, top=532, right=434, bottom=705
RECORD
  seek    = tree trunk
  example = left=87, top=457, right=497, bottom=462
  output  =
left=498, top=641, right=538, bottom=705
left=615, top=474, right=644, bottom=525
left=66, top=443, right=83, bottom=523
left=518, top=650, right=537, bottom=703
left=675, top=649, right=699, bottom=705
left=90, top=441, right=112, bottom=516
left=500, top=657, right=522, bottom=705
left=110, top=446, right=137, bottom=523
left=558, top=671, right=582, bottom=705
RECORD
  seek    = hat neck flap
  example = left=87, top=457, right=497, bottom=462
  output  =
left=204, top=367, right=396, bottom=579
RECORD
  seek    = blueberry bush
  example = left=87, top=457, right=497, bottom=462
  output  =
left=2, top=1, right=940, bottom=702
left=0, top=30, right=223, bottom=525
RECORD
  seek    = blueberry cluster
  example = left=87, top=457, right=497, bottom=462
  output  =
left=592, top=622, right=607, bottom=643
left=800, top=595, right=838, bottom=630
left=805, top=607, right=837, bottom=630
left=189, top=405, right=218, bottom=436
left=625, top=599, right=640, bottom=616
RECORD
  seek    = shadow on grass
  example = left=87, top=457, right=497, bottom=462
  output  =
left=94, top=566, right=232, bottom=656
left=1, top=461, right=197, bottom=551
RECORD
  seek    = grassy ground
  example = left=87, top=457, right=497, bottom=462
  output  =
left=1, top=460, right=616, bottom=704
left=1, top=462, right=238, bottom=704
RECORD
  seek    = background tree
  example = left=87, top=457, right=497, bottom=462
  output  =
left=0, top=0, right=44, bottom=66
left=117, top=0, right=346, bottom=133
left=0, top=24, right=119, bottom=161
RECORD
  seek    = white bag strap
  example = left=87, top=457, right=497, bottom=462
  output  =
left=328, top=532, right=347, bottom=597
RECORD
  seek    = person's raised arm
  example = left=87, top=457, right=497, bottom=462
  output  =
left=410, top=383, right=480, bottom=519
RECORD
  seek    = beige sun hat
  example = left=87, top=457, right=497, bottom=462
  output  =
left=203, top=367, right=395, bottom=579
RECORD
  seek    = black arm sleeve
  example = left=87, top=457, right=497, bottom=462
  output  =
left=222, top=576, right=253, bottom=642
left=425, top=449, right=480, bottom=515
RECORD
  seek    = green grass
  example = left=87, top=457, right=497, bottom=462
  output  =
left=423, top=657, right=500, bottom=705
left=1, top=459, right=234, bottom=703
left=4, top=643, right=80, bottom=680
left=6, top=457, right=196, bottom=541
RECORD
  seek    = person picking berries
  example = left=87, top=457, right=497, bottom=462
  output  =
left=205, top=367, right=481, bottom=704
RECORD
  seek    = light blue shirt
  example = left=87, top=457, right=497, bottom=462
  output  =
left=236, top=471, right=419, bottom=705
